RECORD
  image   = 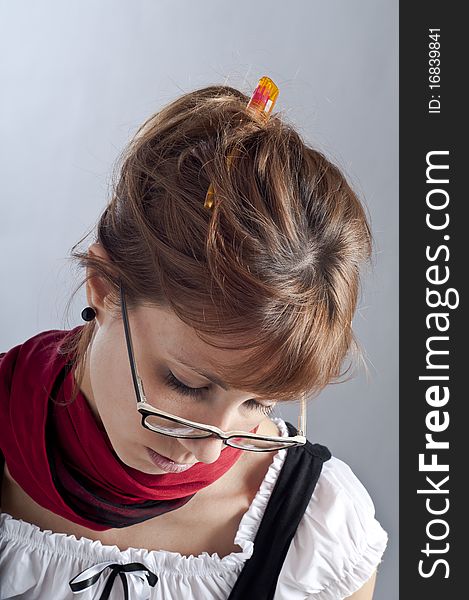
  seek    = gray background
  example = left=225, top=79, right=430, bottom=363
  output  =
left=0, top=1, right=398, bottom=598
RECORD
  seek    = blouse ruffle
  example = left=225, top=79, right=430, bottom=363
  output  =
left=273, top=453, right=389, bottom=599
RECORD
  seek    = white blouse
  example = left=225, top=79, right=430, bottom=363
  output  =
left=0, top=417, right=389, bottom=599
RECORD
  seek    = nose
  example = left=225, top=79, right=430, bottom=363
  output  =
left=178, top=434, right=226, bottom=464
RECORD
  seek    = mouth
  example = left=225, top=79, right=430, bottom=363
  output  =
left=145, top=447, right=195, bottom=473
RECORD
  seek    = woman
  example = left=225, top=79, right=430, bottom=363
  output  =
left=0, top=77, right=388, bottom=599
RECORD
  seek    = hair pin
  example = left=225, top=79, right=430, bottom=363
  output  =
left=204, top=76, right=279, bottom=210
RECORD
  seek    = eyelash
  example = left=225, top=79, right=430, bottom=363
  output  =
left=164, top=371, right=275, bottom=416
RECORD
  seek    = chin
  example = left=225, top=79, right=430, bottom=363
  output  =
left=135, top=462, right=167, bottom=474
left=105, top=439, right=140, bottom=469
left=111, top=442, right=169, bottom=474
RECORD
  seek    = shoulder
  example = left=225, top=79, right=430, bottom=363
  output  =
left=277, top=455, right=389, bottom=599
left=1, top=328, right=72, bottom=373
left=0, top=326, right=81, bottom=385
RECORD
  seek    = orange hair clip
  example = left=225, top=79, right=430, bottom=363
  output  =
left=204, top=76, right=279, bottom=210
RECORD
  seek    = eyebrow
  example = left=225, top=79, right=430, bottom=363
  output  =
left=169, top=355, right=232, bottom=391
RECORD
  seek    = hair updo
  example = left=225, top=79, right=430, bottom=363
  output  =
left=61, top=83, right=372, bottom=405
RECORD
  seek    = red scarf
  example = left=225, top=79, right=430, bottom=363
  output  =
left=0, top=327, right=253, bottom=530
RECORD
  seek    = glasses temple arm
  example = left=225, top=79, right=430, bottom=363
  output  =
left=297, top=393, right=307, bottom=438
left=120, top=281, right=146, bottom=404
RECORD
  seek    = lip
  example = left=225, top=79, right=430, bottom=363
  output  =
left=146, top=447, right=194, bottom=473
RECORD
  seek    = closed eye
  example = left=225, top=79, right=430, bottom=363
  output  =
left=164, top=371, right=275, bottom=416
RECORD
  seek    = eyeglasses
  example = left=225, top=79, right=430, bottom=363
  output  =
left=119, top=281, right=307, bottom=452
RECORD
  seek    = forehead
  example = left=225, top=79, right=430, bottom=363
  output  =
left=131, top=302, right=255, bottom=370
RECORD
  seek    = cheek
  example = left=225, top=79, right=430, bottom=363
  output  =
left=88, top=330, right=141, bottom=444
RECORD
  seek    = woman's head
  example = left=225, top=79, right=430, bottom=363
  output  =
left=60, top=83, right=372, bottom=469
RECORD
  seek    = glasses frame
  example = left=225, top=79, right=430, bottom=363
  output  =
left=119, top=281, right=307, bottom=452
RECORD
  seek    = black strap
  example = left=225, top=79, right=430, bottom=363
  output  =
left=227, top=421, right=331, bottom=600
left=0, top=352, right=6, bottom=510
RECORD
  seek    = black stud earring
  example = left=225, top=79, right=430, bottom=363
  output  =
left=81, top=306, right=96, bottom=321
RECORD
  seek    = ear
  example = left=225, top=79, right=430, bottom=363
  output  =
left=85, top=242, right=115, bottom=324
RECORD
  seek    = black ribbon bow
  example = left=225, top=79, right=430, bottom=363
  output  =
left=69, top=560, right=158, bottom=599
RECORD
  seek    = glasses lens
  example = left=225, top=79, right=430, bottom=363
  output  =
left=144, top=414, right=211, bottom=438
left=144, top=414, right=293, bottom=450
left=227, top=437, right=293, bottom=451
